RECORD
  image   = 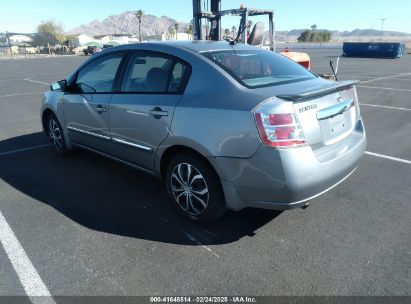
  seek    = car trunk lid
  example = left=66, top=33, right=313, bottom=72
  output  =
left=285, top=81, right=359, bottom=147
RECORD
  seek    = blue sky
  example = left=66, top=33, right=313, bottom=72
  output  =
left=1, top=0, right=410, bottom=33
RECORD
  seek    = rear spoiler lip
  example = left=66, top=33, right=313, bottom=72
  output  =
left=277, top=80, right=360, bottom=103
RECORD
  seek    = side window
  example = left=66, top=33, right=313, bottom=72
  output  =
left=121, top=52, right=189, bottom=93
left=168, top=62, right=188, bottom=93
left=76, top=53, right=124, bottom=93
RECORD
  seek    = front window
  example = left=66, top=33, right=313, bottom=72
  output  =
left=75, top=52, right=124, bottom=93
left=202, top=50, right=316, bottom=88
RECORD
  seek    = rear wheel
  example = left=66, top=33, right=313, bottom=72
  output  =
left=46, top=114, right=68, bottom=155
left=165, top=152, right=226, bottom=223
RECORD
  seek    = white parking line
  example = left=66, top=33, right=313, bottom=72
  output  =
left=0, top=78, right=32, bottom=82
left=357, top=85, right=411, bottom=92
left=0, top=211, right=55, bottom=302
left=360, top=103, right=411, bottom=111
left=24, top=79, right=49, bottom=86
left=360, top=72, right=411, bottom=83
left=0, top=144, right=50, bottom=157
left=365, top=151, right=411, bottom=165
left=0, top=92, right=44, bottom=99
left=181, top=229, right=220, bottom=258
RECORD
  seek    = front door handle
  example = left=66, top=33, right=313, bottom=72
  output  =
left=95, top=104, right=107, bottom=113
left=149, top=107, right=168, bottom=119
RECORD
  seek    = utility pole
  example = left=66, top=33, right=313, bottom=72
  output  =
left=380, top=18, right=387, bottom=38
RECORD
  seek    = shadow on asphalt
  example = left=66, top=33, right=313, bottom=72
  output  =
left=0, top=133, right=281, bottom=245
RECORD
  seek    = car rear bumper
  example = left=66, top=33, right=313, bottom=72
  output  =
left=215, top=119, right=367, bottom=211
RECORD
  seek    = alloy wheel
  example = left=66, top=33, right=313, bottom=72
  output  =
left=170, top=163, right=209, bottom=216
left=48, top=118, right=63, bottom=151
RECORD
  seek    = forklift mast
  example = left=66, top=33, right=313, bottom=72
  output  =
left=192, top=0, right=221, bottom=40
left=192, top=0, right=275, bottom=51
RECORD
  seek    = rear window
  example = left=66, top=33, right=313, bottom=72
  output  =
left=202, top=50, right=316, bottom=88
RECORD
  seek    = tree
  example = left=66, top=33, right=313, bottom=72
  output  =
left=310, top=25, right=318, bottom=42
left=167, top=27, right=176, bottom=40
left=135, top=10, right=144, bottom=42
left=174, top=23, right=179, bottom=40
left=0, top=33, right=7, bottom=46
left=316, top=31, right=331, bottom=42
left=64, top=34, right=79, bottom=48
left=186, top=19, right=194, bottom=39
left=298, top=29, right=331, bottom=43
left=297, top=29, right=313, bottom=42
left=35, top=20, right=65, bottom=46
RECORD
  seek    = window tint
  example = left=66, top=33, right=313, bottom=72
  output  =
left=121, top=53, right=189, bottom=93
left=76, top=53, right=124, bottom=93
left=202, top=50, right=316, bottom=88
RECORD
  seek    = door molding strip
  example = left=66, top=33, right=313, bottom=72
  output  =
left=112, top=137, right=152, bottom=151
left=67, top=126, right=110, bottom=140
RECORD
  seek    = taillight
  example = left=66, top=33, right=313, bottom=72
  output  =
left=254, top=112, right=306, bottom=148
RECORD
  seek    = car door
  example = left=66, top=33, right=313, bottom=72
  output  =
left=63, top=51, right=126, bottom=151
left=109, top=50, right=191, bottom=170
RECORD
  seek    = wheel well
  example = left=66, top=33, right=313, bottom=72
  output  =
left=41, top=109, right=54, bottom=132
left=160, top=145, right=219, bottom=181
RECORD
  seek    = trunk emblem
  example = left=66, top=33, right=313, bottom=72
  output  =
left=298, top=104, right=318, bottom=113
left=336, top=92, right=343, bottom=103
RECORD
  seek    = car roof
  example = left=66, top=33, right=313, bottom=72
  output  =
left=152, top=40, right=259, bottom=52
left=109, top=40, right=260, bottom=53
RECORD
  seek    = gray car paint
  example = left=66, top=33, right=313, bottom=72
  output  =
left=41, top=41, right=366, bottom=212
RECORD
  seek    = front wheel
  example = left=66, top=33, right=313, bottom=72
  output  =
left=46, top=114, right=69, bottom=155
left=165, top=152, right=226, bottom=223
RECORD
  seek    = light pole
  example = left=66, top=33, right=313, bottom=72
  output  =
left=380, top=18, right=387, bottom=38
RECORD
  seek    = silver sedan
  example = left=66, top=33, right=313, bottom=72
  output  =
left=41, top=41, right=366, bottom=222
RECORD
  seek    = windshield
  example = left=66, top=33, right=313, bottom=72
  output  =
left=202, top=50, right=316, bottom=88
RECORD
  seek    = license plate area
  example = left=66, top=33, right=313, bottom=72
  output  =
left=318, top=109, right=355, bottom=145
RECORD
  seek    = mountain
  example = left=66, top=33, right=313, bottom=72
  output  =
left=67, top=11, right=411, bottom=41
left=68, top=11, right=189, bottom=36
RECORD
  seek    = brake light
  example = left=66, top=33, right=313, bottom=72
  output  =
left=254, top=112, right=306, bottom=148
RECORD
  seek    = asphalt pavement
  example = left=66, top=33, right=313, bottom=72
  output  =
left=0, top=50, right=410, bottom=299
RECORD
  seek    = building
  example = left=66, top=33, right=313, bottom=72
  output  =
left=143, top=32, right=192, bottom=42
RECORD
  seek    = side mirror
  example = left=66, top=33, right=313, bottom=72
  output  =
left=50, top=80, right=67, bottom=92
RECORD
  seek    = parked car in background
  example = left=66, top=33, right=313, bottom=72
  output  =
left=41, top=41, right=366, bottom=222
left=103, top=44, right=114, bottom=50
left=83, top=45, right=100, bottom=55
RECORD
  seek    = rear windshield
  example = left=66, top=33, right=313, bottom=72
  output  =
left=202, top=50, right=316, bottom=88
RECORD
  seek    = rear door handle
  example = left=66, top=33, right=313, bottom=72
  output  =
left=149, top=107, right=168, bottom=119
left=95, top=104, right=107, bottom=113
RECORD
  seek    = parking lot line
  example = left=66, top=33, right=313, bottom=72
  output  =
left=357, top=85, right=411, bottom=92
left=0, top=92, right=44, bottom=99
left=0, top=211, right=55, bottom=301
left=365, top=151, right=411, bottom=165
left=0, top=144, right=50, bottom=157
left=0, top=78, right=32, bottom=82
left=360, top=103, right=411, bottom=111
left=360, top=72, right=411, bottom=84
left=180, top=229, right=220, bottom=258
left=24, top=79, right=49, bottom=86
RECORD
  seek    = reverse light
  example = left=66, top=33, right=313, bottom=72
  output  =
left=254, top=112, right=306, bottom=148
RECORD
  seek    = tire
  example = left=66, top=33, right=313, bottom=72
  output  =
left=46, top=113, right=69, bottom=155
left=165, top=152, right=226, bottom=223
